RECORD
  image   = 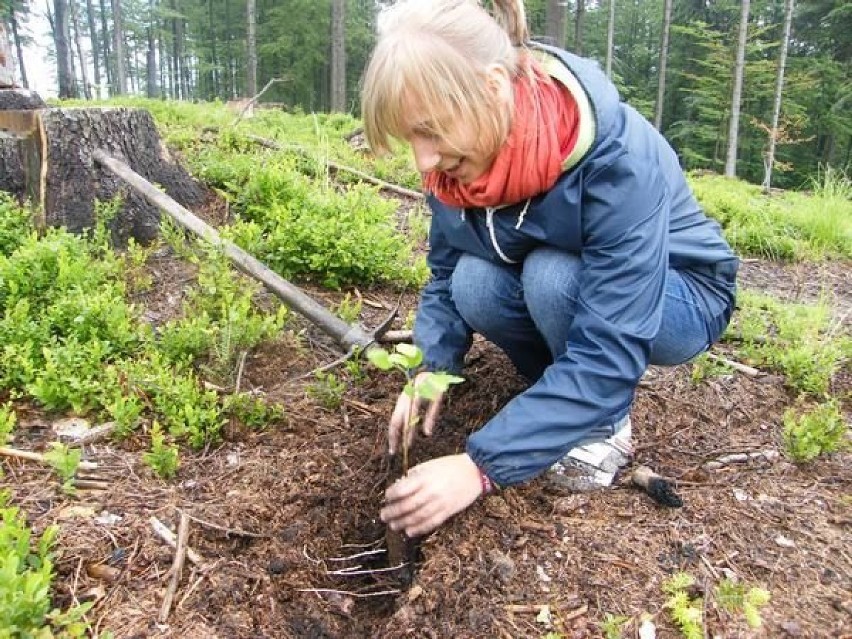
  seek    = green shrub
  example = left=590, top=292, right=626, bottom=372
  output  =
left=0, top=193, right=33, bottom=256
left=143, top=422, right=180, bottom=479
left=0, top=494, right=92, bottom=637
left=783, top=400, right=848, bottom=462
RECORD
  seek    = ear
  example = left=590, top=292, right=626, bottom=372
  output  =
left=484, top=64, right=512, bottom=106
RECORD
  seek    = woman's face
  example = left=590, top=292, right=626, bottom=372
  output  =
left=404, top=118, right=495, bottom=184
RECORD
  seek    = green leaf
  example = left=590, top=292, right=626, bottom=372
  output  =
left=394, top=343, right=423, bottom=368
left=366, top=347, right=392, bottom=370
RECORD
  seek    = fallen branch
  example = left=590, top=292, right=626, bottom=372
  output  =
left=0, top=446, right=98, bottom=470
left=231, top=78, right=287, bottom=127
left=149, top=516, right=204, bottom=567
left=706, top=352, right=762, bottom=377
left=703, top=449, right=780, bottom=470
left=159, top=511, right=190, bottom=623
left=242, top=134, right=424, bottom=200
left=73, top=479, right=110, bottom=490
left=94, top=151, right=375, bottom=354
left=69, top=422, right=115, bottom=447
left=378, top=329, right=412, bottom=344
left=181, top=510, right=269, bottom=539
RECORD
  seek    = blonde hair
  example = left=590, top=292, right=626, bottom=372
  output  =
left=361, top=0, right=531, bottom=158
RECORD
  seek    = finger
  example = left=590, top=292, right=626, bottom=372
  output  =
left=388, top=395, right=409, bottom=454
left=403, top=502, right=449, bottom=537
left=383, top=473, right=424, bottom=504
left=381, top=484, right=430, bottom=524
left=422, top=393, right=444, bottom=436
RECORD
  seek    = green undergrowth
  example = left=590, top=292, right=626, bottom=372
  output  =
left=0, top=492, right=95, bottom=637
left=0, top=195, right=287, bottom=461
left=717, top=290, right=851, bottom=460
left=689, top=170, right=852, bottom=261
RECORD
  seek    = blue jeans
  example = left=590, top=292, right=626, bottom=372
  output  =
left=450, top=247, right=723, bottom=382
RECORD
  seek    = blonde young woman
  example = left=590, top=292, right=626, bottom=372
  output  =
left=364, top=0, right=738, bottom=537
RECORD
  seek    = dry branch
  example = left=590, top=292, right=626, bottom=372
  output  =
left=94, top=150, right=375, bottom=353
left=149, top=516, right=204, bottom=567
left=159, top=511, right=190, bottom=623
left=706, top=352, right=761, bottom=377
left=378, top=329, right=413, bottom=344
left=0, top=446, right=98, bottom=470
left=231, top=78, right=287, bottom=127
left=68, top=422, right=116, bottom=447
left=242, top=134, right=424, bottom=200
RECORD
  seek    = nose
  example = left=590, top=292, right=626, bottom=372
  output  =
left=410, top=136, right=441, bottom=173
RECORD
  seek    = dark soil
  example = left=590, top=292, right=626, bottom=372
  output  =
left=2, top=247, right=850, bottom=638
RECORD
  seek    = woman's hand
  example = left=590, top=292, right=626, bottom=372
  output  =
left=388, top=371, right=445, bottom=455
left=380, top=453, right=483, bottom=537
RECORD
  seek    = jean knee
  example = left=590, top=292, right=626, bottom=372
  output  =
left=521, top=248, right=582, bottom=311
left=451, top=254, right=520, bottom=333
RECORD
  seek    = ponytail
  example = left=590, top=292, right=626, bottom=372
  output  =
left=489, top=0, right=529, bottom=47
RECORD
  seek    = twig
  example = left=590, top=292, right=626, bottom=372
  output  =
left=181, top=510, right=269, bottom=539
left=159, top=512, right=190, bottom=623
left=149, top=516, right=204, bottom=566
left=0, top=446, right=98, bottom=470
left=73, top=479, right=110, bottom=490
left=242, top=134, right=424, bottom=200
left=706, top=352, right=761, bottom=377
left=296, top=588, right=401, bottom=598
left=231, top=78, right=287, bottom=126
left=294, top=345, right=359, bottom=381
left=703, top=449, right=780, bottom=470
left=378, top=329, right=413, bottom=344
left=234, top=351, right=248, bottom=395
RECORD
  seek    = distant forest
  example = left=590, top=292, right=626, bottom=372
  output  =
left=3, top=0, right=850, bottom=189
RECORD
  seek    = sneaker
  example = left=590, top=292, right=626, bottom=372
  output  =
left=549, top=415, right=633, bottom=491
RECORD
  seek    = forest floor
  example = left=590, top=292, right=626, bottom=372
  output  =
left=3, top=213, right=851, bottom=638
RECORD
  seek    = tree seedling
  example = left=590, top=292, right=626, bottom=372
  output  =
left=366, top=343, right=463, bottom=474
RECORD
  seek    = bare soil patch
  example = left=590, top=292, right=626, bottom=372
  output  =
left=2, top=249, right=850, bottom=639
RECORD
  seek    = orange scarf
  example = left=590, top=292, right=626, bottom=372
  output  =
left=424, top=61, right=579, bottom=209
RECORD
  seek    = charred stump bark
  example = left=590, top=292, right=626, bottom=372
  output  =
left=0, top=107, right=205, bottom=243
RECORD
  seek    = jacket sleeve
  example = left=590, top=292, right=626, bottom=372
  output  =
left=414, top=212, right=473, bottom=375
left=467, top=155, right=669, bottom=486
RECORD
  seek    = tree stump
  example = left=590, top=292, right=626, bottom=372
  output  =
left=0, top=107, right=206, bottom=243
left=0, top=88, right=47, bottom=110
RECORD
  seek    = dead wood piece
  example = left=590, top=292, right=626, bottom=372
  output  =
left=149, top=516, right=204, bottom=567
left=159, top=511, right=190, bottom=623
left=632, top=465, right=683, bottom=508
left=703, top=449, right=780, bottom=470
left=0, top=446, right=98, bottom=470
left=706, top=352, right=762, bottom=377
left=231, top=78, right=287, bottom=127
left=94, top=151, right=375, bottom=354
left=69, top=422, right=116, bottom=447
left=73, top=479, right=110, bottom=490
left=182, top=511, right=269, bottom=539
left=379, top=329, right=413, bottom=344
left=242, top=134, right=424, bottom=200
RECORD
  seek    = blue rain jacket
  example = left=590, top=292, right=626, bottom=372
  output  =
left=414, top=44, right=738, bottom=487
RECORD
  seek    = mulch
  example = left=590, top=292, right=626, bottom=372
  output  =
left=1, top=246, right=850, bottom=638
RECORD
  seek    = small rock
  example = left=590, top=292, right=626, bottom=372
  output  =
left=554, top=495, right=589, bottom=515
left=536, top=564, right=552, bottom=583
left=58, top=505, right=96, bottom=520
left=487, top=549, right=516, bottom=583
left=86, top=563, right=121, bottom=582
left=638, top=618, right=657, bottom=639
left=733, top=488, right=751, bottom=502
left=781, top=620, right=802, bottom=636
left=94, top=511, right=122, bottom=526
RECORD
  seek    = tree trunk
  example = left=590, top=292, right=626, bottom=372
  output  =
left=85, top=0, right=101, bottom=95
left=0, top=107, right=206, bottom=243
left=71, top=1, right=92, bottom=99
left=654, top=0, right=673, bottom=130
left=246, top=0, right=257, bottom=96
left=330, top=0, right=346, bottom=111
left=98, top=0, right=112, bottom=91
left=605, top=0, right=615, bottom=78
left=545, top=0, right=566, bottom=49
left=111, top=0, right=126, bottom=94
left=0, top=23, right=14, bottom=88
left=725, top=0, right=750, bottom=178
left=54, top=0, right=78, bottom=98
left=762, top=0, right=794, bottom=194
left=147, top=13, right=158, bottom=98
left=8, top=10, right=29, bottom=88
left=574, top=0, right=584, bottom=56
